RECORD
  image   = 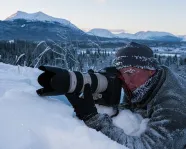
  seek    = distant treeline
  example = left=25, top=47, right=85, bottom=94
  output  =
left=0, top=40, right=113, bottom=71
left=0, top=40, right=186, bottom=72
left=0, top=40, right=53, bottom=67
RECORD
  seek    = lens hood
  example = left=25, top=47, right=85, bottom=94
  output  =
left=36, top=65, right=70, bottom=96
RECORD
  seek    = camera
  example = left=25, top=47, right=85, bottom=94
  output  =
left=36, top=66, right=122, bottom=106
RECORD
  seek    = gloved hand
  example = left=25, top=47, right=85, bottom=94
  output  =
left=65, top=84, right=98, bottom=121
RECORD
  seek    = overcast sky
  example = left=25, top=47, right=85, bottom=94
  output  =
left=0, top=0, right=186, bottom=35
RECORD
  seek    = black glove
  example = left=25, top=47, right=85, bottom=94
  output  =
left=65, top=84, right=98, bottom=121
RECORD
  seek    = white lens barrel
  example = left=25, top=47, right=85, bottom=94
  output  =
left=81, top=73, right=92, bottom=92
left=83, top=73, right=92, bottom=85
left=68, top=71, right=77, bottom=93
left=67, top=71, right=108, bottom=94
left=94, top=73, right=108, bottom=93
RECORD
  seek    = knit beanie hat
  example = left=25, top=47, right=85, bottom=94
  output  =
left=113, top=42, right=159, bottom=70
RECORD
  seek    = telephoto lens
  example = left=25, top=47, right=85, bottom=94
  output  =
left=36, top=65, right=108, bottom=96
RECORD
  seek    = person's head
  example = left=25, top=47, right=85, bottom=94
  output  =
left=113, top=42, right=159, bottom=92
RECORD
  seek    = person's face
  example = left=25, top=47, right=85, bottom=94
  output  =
left=118, top=67, right=153, bottom=91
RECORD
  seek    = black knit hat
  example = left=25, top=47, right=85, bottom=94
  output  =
left=113, top=42, right=159, bottom=70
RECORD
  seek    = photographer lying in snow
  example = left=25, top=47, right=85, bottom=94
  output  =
left=65, top=42, right=186, bottom=149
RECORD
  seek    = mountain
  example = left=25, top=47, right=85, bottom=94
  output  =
left=115, top=32, right=134, bottom=39
left=0, top=19, right=87, bottom=41
left=0, top=11, right=122, bottom=42
left=87, top=28, right=116, bottom=38
left=133, top=31, right=182, bottom=42
left=133, top=31, right=174, bottom=39
left=5, top=11, right=78, bottom=30
left=0, top=11, right=90, bottom=41
left=86, top=29, right=182, bottom=42
left=0, top=11, right=184, bottom=42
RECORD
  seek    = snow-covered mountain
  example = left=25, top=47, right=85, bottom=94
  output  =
left=0, top=11, right=90, bottom=41
left=86, top=28, right=183, bottom=41
left=112, top=31, right=176, bottom=40
left=87, top=28, right=116, bottom=38
left=5, top=11, right=78, bottom=29
left=134, top=31, right=176, bottom=40
left=2, top=11, right=185, bottom=42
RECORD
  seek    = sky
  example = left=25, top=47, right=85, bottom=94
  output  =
left=0, top=0, right=186, bottom=35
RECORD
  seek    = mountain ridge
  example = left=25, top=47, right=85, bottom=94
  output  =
left=1, top=11, right=185, bottom=42
left=5, top=11, right=78, bottom=30
left=0, top=19, right=87, bottom=41
left=88, top=28, right=183, bottom=41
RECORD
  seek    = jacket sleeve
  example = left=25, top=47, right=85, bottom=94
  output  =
left=85, top=98, right=186, bottom=149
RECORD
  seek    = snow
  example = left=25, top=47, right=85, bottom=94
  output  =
left=87, top=28, right=117, bottom=38
left=134, top=31, right=175, bottom=39
left=0, top=63, right=148, bottom=149
left=8, top=40, right=14, bottom=43
left=113, top=110, right=149, bottom=136
left=21, top=24, right=25, bottom=28
left=86, top=29, right=179, bottom=40
left=110, top=29, right=126, bottom=34
left=5, top=11, right=78, bottom=29
left=116, top=32, right=135, bottom=39
left=181, top=35, right=186, bottom=41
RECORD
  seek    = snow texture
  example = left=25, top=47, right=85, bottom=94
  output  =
left=0, top=63, right=148, bottom=149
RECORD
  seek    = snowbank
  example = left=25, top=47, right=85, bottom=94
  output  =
left=0, top=63, right=148, bottom=149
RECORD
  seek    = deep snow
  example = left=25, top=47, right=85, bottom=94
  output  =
left=0, top=63, right=148, bottom=149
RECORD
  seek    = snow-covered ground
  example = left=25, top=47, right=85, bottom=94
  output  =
left=0, top=63, right=148, bottom=149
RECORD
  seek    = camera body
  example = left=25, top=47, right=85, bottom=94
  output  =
left=93, top=67, right=122, bottom=106
left=37, top=66, right=122, bottom=106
